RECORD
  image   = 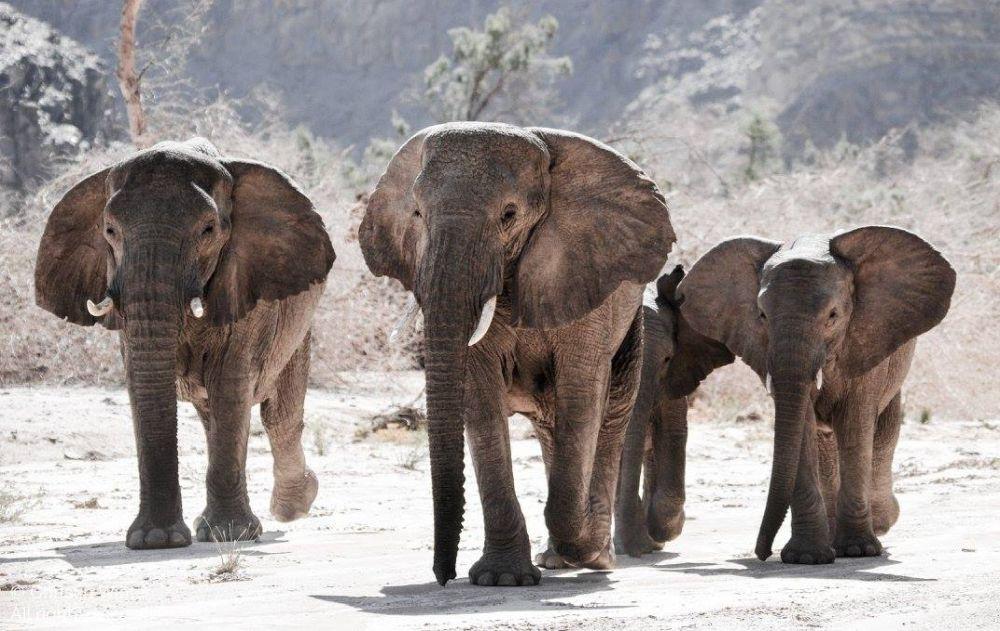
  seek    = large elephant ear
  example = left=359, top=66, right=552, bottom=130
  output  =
left=678, top=237, right=781, bottom=378
left=513, top=128, right=676, bottom=329
left=34, top=167, right=119, bottom=329
left=830, top=225, right=955, bottom=375
left=358, top=132, right=428, bottom=291
left=204, top=160, right=335, bottom=326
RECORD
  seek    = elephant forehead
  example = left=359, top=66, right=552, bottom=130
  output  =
left=423, top=124, right=548, bottom=168
left=107, top=181, right=217, bottom=222
left=113, top=144, right=228, bottom=191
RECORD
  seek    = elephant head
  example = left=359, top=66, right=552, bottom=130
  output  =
left=672, top=226, right=955, bottom=560
left=359, top=122, right=674, bottom=584
left=35, top=138, right=334, bottom=484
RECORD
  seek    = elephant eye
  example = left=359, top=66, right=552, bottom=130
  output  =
left=759, top=311, right=767, bottom=321
left=828, top=309, right=838, bottom=320
left=202, top=223, right=214, bottom=235
left=105, top=226, right=115, bottom=237
left=501, top=204, right=517, bottom=227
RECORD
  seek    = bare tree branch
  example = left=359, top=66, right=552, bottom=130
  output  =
left=116, top=0, right=149, bottom=148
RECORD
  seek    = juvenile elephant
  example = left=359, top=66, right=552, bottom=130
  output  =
left=34, top=138, right=335, bottom=549
left=360, top=122, right=674, bottom=586
left=614, top=266, right=733, bottom=557
left=668, top=226, right=955, bottom=563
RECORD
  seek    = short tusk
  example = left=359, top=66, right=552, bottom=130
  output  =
left=86, top=296, right=113, bottom=317
left=765, top=372, right=773, bottom=397
left=467, top=295, right=497, bottom=347
left=388, top=294, right=420, bottom=343
left=816, top=369, right=823, bottom=391
left=190, top=297, right=204, bottom=318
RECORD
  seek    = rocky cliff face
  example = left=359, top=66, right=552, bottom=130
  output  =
left=0, top=3, right=116, bottom=189
left=5, top=0, right=1000, bottom=174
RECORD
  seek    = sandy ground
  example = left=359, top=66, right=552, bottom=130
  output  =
left=1, top=373, right=999, bottom=630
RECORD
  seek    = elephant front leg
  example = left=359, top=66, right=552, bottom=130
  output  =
left=195, top=379, right=261, bottom=542
left=781, top=406, right=835, bottom=564
left=126, top=397, right=191, bottom=550
left=545, top=333, right=621, bottom=567
left=833, top=410, right=882, bottom=557
left=614, top=413, right=660, bottom=558
left=645, top=396, right=688, bottom=545
left=465, top=356, right=540, bottom=587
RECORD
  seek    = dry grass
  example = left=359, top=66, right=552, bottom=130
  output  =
left=1, top=98, right=997, bottom=422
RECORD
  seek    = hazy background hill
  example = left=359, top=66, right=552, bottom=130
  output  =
left=9, top=0, right=999, bottom=161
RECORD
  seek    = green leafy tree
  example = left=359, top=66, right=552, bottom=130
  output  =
left=422, top=7, right=572, bottom=123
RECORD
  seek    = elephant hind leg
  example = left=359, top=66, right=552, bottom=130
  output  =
left=262, top=331, right=318, bottom=523
left=817, top=423, right=840, bottom=542
left=871, top=393, right=902, bottom=536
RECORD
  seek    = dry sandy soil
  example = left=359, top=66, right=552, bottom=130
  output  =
left=1, top=373, right=998, bottom=629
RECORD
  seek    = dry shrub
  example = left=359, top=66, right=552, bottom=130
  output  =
left=1, top=95, right=996, bottom=424
left=648, top=105, right=1000, bottom=421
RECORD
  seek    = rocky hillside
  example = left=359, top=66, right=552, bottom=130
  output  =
left=6, top=0, right=1000, bottom=169
left=0, top=3, right=116, bottom=189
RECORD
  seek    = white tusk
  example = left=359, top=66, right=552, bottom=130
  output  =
left=190, top=297, right=204, bottom=318
left=86, top=296, right=113, bottom=317
left=765, top=372, right=773, bottom=397
left=816, top=369, right=823, bottom=391
left=467, top=295, right=497, bottom=347
left=388, top=295, right=420, bottom=343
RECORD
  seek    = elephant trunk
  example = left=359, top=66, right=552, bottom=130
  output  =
left=755, top=325, right=822, bottom=560
left=418, top=222, right=502, bottom=586
left=119, top=240, right=184, bottom=528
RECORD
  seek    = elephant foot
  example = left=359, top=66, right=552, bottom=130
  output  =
left=834, top=530, right=883, bottom=558
left=550, top=535, right=615, bottom=570
left=647, top=503, right=685, bottom=545
left=194, top=505, right=262, bottom=543
left=534, top=546, right=571, bottom=569
left=780, top=536, right=835, bottom=564
left=126, top=510, right=192, bottom=550
left=470, top=546, right=540, bottom=586
left=270, top=468, right=319, bottom=522
left=613, top=522, right=663, bottom=558
left=871, top=494, right=900, bottom=536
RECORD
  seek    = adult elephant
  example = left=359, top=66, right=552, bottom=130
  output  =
left=614, top=266, right=732, bottom=557
left=360, top=122, right=675, bottom=586
left=34, top=138, right=335, bottom=549
left=667, top=227, right=955, bottom=563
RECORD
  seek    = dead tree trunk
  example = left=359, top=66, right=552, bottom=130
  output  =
left=117, top=0, right=148, bottom=148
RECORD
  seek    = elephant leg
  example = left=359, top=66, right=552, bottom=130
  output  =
left=816, top=423, right=840, bottom=542
left=195, top=376, right=261, bottom=543
left=870, top=393, right=902, bottom=536
left=614, top=406, right=658, bottom=557
left=833, top=407, right=882, bottom=557
left=646, top=396, right=687, bottom=545
left=547, top=311, right=639, bottom=568
left=261, top=333, right=318, bottom=523
left=781, top=406, right=835, bottom=564
left=531, top=420, right=573, bottom=570
left=466, top=353, right=540, bottom=587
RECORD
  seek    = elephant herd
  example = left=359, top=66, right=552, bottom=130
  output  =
left=32, top=123, right=955, bottom=587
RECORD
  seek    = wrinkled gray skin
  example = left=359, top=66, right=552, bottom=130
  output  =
left=667, top=227, right=955, bottom=564
left=360, top=122, right=675, bottom=586
left=614, top=266, right=734, bottom=557
left=34, top=138, right=335, bottom=549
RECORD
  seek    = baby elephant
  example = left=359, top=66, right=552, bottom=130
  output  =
left=35, top=138, right=335, bottom=549
left=669, top=226, right=955, bottom=563
left=614, top=266, right=733, bottom=557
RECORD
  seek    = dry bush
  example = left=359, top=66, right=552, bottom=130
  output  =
left=642, top=104, right=1000, bottom=422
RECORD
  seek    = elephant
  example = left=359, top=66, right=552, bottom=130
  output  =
left=665, top=226, right=955, bottom=564
left=613, top=265, right=733, bottom=557
left=360, top=122, right=675, bottom=586
left=34, top=138, right=335, bottom=549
